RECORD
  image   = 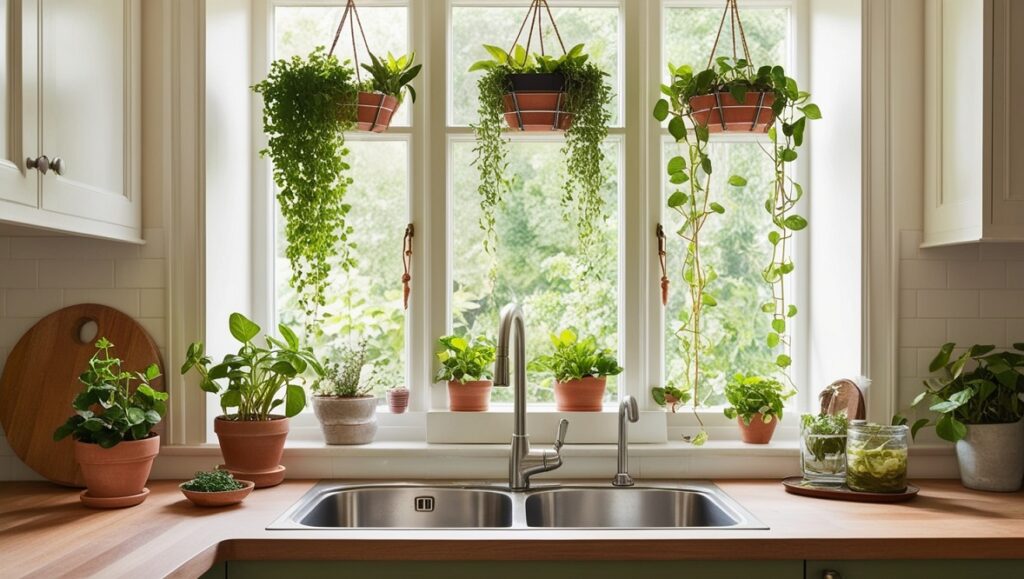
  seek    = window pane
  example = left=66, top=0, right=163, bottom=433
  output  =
left=274, top=6, right=410, bottom=126
left=451, top=140, right=620, bottom=404
left=276, top=140, right=409, bottom=397
left=451, top=6, right=620, bottom=126
left=663, top=141, right=780, bottom=406
left=663, top=7, right=789, bottom=72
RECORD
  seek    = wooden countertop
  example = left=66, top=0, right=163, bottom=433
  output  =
left=2, top=479, right=1022, bottom=578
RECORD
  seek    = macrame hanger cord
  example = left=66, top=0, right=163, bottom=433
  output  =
left=704, top=0, right=754, bottom=71
left=507, top=0, right=567, bottom=61
left=402, top=224, right=414, bottom=310
left=328, top=0, right=374, bottom=84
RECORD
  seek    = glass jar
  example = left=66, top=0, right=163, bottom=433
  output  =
left=845, top=421, right=909, bottom=493
left=800, top=419, right=847, bottom=484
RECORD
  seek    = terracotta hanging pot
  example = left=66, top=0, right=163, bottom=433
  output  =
left=75, top=434, right=160, bottom=508
left=688, top=91, right=776, bottom=133
left=502, top=73, right=573, bottom=132
left=354, top=91, right=400, bottom=133
left=554, top=376, right=607, bottom=412
left=737, top=412, right=778, bottom=444
left=214, top=416, right=289, bottom=488
left=447, top=380, right=493, bottom=412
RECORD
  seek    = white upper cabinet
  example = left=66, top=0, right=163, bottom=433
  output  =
left=924, top=0, right=1024, bottom=246
left=0, top=0, right=141, bottom=243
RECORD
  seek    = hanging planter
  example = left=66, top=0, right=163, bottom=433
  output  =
left=688, top=90, right=775, bottom=133
left=328, top=0, right=422, bottom=133
left=469, top=0, right=613, bottom=260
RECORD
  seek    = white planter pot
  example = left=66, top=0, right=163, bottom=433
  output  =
left=954, top=418, right=1024, bottom=492
left=312, top=396, right=378, bottom=445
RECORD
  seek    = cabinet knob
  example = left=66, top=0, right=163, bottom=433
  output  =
left=26, top=155, right=50, bottom=174
left=51, top=157, right=66, bottom=176
left=823, top=571, right=843, bottom=579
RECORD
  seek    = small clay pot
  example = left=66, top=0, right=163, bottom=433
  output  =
left=502, top=72, right=572, bottom=132
left=738, top=413, right=779, bottom=444
left=354, top=91, right=399, bottom=132
left=214, top=416, right=289, bottom=488
left=554, top=376, right=607, bottom=412
left=447, top=380, right=493, bottom=411
left=180, top=479, right=255, bottom=507
left=312, top=396, right=378, bottom=445
left=387, top=387, right=410, bottom=414
left=688, top=91, right=776, bottom=133
left=74, top=434, right=160, bottom=507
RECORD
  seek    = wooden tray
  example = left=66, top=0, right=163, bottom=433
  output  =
left=782, top=476, right=919, bottom=503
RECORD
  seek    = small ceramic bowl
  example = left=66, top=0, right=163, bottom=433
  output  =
left=180, top=479, right=255, bottom=507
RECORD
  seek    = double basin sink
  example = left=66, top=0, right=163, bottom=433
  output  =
left=268, top=481, right=767, bottom=530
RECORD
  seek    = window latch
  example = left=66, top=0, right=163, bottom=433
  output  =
left=657, top=224, right=668, bottom=306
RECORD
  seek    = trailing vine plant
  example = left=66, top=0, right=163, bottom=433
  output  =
left=469, top=41, right=613, bottom=265
left=253, top=48, right=358, bottom=336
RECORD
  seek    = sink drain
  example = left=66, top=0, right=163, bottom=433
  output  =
left=414, top=496, right=434, bottom=512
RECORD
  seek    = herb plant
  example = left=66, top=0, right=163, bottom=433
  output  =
left=314, top=341, right=375, bottom=398
left=182, top=469, right=245, bottom=493
left=53, top=338, right=166, bottom=448
left=253, top=48, right=358, bottom=334
left=800, top=413, right=848, bottom=469
left=360, top=51, right=422, bottom=104
left=722, top=373, right=795, bottom=425
left=180, top=313, right=324, bottom=421
left=469, top=43, right=613, bottom=262
left=434, top=335, right=496, bottom=384
left=529, top=329, right=622, bottom=383
left=895, top=342, right=1024, bottom=442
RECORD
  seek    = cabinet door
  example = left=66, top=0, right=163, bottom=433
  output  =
left=807, top=560, right=1024, bottom=579
left=0, top=0, right=38, bottom=208
left=38, top=0, right=139, bottom=236
left=989, top=0, right=1024, bottom=235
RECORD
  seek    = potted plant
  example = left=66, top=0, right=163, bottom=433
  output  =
left=252, top=48, right=358, bottom=335
left=387, top=386, right=410, bottom=414
left=469, top=38, right=613, bottom=258
left=897, top=342, right=1024, bottom=492
left=53, top=338, right=166, bottom=508
left=312, top=342, right=379, bottom=445
left=352, top=51, right=421, bottom=133
left=435, top=335, right=496, bottom=412
left=723, top=373, right=795, bottom=444
left=530, top=329, right=622, bottom=412
left=179, top=469, right=254, bottom=508
left=799, top=413, right=849, bottom=484
left=180, top=313, right=323, bottom=488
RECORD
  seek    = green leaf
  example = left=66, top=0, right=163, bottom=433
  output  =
left=667, top=156, right=686, bottom=174
left=690, top=430, right=708, bottom=446
left=772, top=318, right=786, bottom=334
left=667, top=191, right=688, bottom=208
left=911, top=418, right=930, bottom=439
left=285, top=384, right=306, bottom=418
left=768, top=231, right=781, bottom=245
left=776, top=354, right=792, bottom=368
left=929, top=342, right=956, bottom=372
left=652, top=387, right=666, bottom=406
left=700, top=156, right=712, bottom=175
left=701, top=294, right=718, bottom=306
left=727, top=175, right=747, bottom=187
left=783, top=215, right=808, bottom=230
left=228, top=313, right=260, bottom=343
left=787, top=305, right=798, bottom=318
left=221, top=389, right=241, bottom=409
left=653, top=99, right=670, bottom=122
left=780, top=149, right=798, bottom=162
left=799, top=103, right=822, bottom=119
left=278, top=324, right=300, bottom=351
left=127, top=407, right=146, bottom=426
left=767, top=333, right=780, bottom=348
left=935, top=414, right=967, bottom=442
left=668, top=116, right=687, bottom=141
left=669, top=172, right=689, bottom=185
left=709, top=202, right=725, bottom=214
left=761, top=302, right=775, bottom=313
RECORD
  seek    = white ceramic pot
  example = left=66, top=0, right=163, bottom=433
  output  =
left=954, top=418, right=1024, bottom=492
left=312, top=396, right=378, bottom=445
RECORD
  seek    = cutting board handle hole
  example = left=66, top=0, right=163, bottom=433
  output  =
left=76, top=319, right=99, bottom=345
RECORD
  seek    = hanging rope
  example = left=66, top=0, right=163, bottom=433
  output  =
left=402, top=224, right=414, bottom=310
left=507, top=0, right=567, bottom=60
left=704, top=0, right=754, bottom=71
left=657, top=224, right=669, bottom=307
left=328, top=0, right=373, bottom=83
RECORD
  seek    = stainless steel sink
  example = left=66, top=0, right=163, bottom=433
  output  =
left=268, top=481, right=766, bottom=530
left=524, top=487, right=740, bottom=528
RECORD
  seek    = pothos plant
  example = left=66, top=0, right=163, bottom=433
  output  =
left=469, top=43, right=613, bottom=263
left=359, top=51, right=422, bottom=105
left=253, top=48, right=358, bottom=335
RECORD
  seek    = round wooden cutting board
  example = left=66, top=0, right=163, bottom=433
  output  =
left=0, top=304, right=164, bottom=487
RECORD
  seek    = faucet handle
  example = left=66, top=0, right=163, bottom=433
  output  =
left=553, top=418, right=569, bottom=451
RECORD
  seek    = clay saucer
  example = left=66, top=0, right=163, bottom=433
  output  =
left=218, top=464, right=286, bottom=488
left=180, top=480, right=255, bottom=507
left=80, top=487, right=150, bottom=509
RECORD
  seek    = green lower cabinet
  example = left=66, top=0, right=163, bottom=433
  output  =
left=806, top=560, right=1024, bottom=579
left=224, top=560, right=802, bottom=579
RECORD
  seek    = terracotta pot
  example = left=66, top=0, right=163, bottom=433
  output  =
left=554, top=376, right=607, bottom=412
left=180, top=479, right=255, bottom=507
left=343, top=91, right=399, bottom=133
left=74, top=434, right=159, bottom=503
left=688, top=91, right=776, bottom=133
left=447, top=380, right=493, bottom=411
left=502, top=72, right=572, bottom=132
left=312, top=396, right=378, bottom=445
left=738, top=413, right=778, bottom=444
left=214, top=416, right=288, bottom=488
left=387, top=387, right=410, bottom=414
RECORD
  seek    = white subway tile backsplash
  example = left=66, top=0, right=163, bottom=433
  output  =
left=900, top=260, right=947, bottom=289
left=0, top=317, right=38, bottom=348
left=0, top=238, right=9, bottom=259
left=979, top=243, right=1024, bottom=261
left=140, top=289, right=165, bottom=317
left=946, top=319, right=1007, bottom=347
left=4, top=289, right=62, bottom=318
left=947, top=261, right=1007, bottom=289
left=116, top=259, right=165, bottom=289
left=899, top=318, right=946, bottom=347
left=38, top=260, right=115, bottom=289
left=916, top=290, right=979, bottom=318
left=899, top=290, right=917, bottom=318
left=64, top=289, right=140, bottom=317
left=979, top=290, right=1024, bottom=318
left=1007, top=262, right=1024, bottom=289
left=10, top=236, right=140, bottom=260
left=899, top=347, right=918, bottom=377
left=0, top=260, right=37, bottom=288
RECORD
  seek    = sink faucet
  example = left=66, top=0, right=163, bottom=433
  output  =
left=495, top=303, right=569, bottom=491
left=612, top=395, right=639, bottom=487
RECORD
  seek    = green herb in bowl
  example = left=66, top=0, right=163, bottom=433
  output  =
left=182, top=469, right=245, bottom=493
